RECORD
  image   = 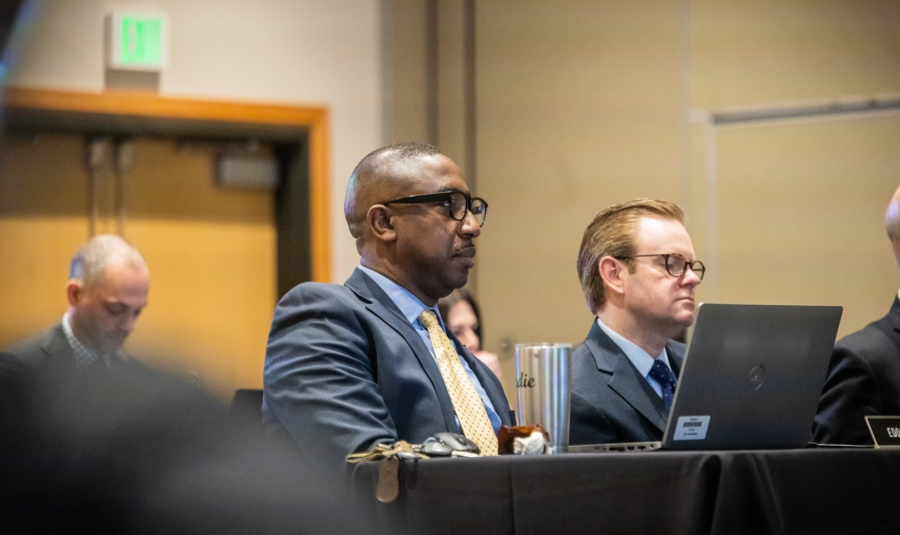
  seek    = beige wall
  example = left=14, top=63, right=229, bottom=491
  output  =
left=688, top=0, right=900, bottom=338
left=383, top=0, right=900, bottom=402
left=476, top=0, right=689, bottom=401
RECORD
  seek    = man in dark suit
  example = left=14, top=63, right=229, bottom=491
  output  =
left=570, top=199, right=704, bottom=444
left=813, top=186, right=900, bottom=445
left=263, top=142, right=512, bottom=470
left=0, top=234, right=150, bottom=388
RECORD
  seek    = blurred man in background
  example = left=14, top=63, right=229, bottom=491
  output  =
left=570, top=199, right=704, bottom=445
left=0, top=234, right=150, bottom=386
left=814, top=185, right=900, bottom=445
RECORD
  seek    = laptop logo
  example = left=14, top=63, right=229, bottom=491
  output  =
left=748, top=365, right=765, bottom=390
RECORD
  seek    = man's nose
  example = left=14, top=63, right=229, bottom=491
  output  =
left=120, top=313, right=138, bottom=333
left=459, top=209, right=482, bottom=238
left=682, top=266, right=702, bottom=286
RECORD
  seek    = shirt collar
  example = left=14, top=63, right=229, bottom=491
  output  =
left=62, top=312, right=102, bottom=368
left=358, top=265, right=444, bottom=329
left=595, top=317, right=671, bottom=377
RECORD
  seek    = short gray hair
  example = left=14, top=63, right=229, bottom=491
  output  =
left=69, top=235, right=147, bottom=289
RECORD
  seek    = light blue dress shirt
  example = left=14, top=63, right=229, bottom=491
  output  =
left=358, top=266, right=502, bottom=432
left=596, top=317, right=673, bottom=400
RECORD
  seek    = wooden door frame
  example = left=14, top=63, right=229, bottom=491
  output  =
left=0, top=85, right=331, bottom=283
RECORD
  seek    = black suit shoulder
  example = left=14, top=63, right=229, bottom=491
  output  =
left=0, top=324, right=72, bottom=381
left=835, top=315, right=895, bottom=355
left=270, top=281, right=386, bottom=339
left=268, top=280, right=378, bottom=363
left=2, top=323, right=140, bottom=383
left=1, top=325, right=74, bottom=429
left=276, top=280, right=358, bottom=307
left=2, top=325, right=60, bottom=362
left=813, top=302, right=900, bottom=445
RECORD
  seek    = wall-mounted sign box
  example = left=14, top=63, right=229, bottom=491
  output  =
left=106, top=11, right=168, bottom=71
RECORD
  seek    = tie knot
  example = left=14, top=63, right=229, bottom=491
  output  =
left=649, top=358, right=677, bottom=388
left=418, top=310, right=440, bottom=331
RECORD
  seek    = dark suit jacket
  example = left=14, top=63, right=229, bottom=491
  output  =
left=262, top=268, right=512, bottom=468
left=0, top=322, right=136, bottom=388
left=569, top=320, right=685, bottom=445
left=812, top=297, right=900, bottom=445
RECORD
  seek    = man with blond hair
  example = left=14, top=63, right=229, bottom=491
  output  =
left=0, top=234, right=150, bottom=384
left=813, top=186, right=900, bottom=445
left=570, top=199, right=705, bottom=444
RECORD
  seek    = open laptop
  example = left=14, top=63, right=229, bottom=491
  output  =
left=569, top=303, right=843, bottom=453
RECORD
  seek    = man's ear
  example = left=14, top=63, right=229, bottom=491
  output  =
left=66, top=280, right=83, bottom=307
left=367, top=205, right=397, bottom=243
left=598, top=256, right=626, bottom=299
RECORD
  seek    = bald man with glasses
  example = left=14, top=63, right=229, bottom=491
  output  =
left=570, top=199, right=705, bottom=445
left=262, top=142, right=511, bottom=472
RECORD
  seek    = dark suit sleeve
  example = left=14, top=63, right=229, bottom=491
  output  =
left=262, top=284, right=399, bottom=470
left=812, top=343, right=881, bottom=445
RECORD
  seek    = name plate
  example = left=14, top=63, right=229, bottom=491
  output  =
left=865, top=416, right=900, bottom=448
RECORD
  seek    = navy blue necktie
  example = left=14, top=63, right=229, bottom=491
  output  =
left=649, top=358, right=677, bottom=411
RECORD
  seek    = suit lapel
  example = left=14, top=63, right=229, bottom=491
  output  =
left=586, top=322, right=668, bottom=432
left=40, top=323, right=78, bottom=369
left=345, top=269, right=459, bottom=430
left=668, top=347, right=684, bottom=378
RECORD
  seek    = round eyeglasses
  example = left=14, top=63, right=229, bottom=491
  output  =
left=613, top=253, right=706, bottom=282
left=382, top=190, right=488, bottom=227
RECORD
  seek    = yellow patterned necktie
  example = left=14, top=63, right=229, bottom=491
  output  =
left=418, top=310, right=498, bottom=456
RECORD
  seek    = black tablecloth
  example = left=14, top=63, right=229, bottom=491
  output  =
left=356, top=448, right=900, bottom=535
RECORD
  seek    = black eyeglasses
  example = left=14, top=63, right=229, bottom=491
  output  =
left=614, top=253, right=706, bottom=282
left=382, top=191, right=488, bottom=227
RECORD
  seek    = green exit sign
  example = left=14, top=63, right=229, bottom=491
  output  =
left=107, top=12, right=168, bottom=71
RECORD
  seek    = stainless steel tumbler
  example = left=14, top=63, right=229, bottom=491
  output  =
left=514, top=343, right=572, bottom=454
